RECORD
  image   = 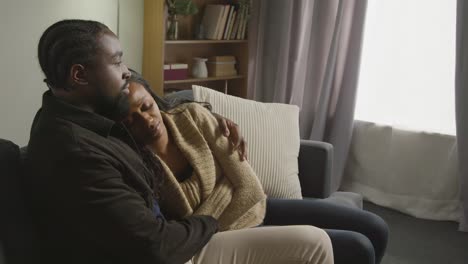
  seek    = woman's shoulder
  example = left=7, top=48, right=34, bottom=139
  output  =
left=162, top=102, right=216, bottom=134
left=166, top=102, right=212, bottom=117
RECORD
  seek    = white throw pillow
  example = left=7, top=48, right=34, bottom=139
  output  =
left=192, top=85, right=302, bottom=199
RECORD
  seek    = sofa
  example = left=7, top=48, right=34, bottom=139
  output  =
left=0, top=135, right=333, bottom=264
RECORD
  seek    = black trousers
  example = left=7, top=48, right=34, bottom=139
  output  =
left=264, top=198, right=389, bottom=264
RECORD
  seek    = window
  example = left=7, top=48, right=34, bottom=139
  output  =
left=354, top=0, right=457, bottom=135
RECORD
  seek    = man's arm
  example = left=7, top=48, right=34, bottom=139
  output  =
left=55, top=149, right=218, bottom=264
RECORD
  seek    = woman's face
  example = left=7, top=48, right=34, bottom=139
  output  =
left=124, top=82, right=165, bottom=144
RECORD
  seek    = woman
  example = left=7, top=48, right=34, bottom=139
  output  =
left=125, top=70, right=388, bottom=264
left=123, top=71, right=334, bottom=264
left=124, top=79, right=266, bottom=231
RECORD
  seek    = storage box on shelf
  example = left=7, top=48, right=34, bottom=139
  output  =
left=207, top=56, right=237, bottom=77
left=164, top=63, right=189, bottom=81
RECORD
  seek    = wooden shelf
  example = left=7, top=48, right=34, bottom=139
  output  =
left=164, top=75, right=244, bottom=84
left=165, top=40, right=248, bottom=44
left=143, top=0, right=251, bottom=98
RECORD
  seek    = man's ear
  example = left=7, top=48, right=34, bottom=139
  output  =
left=70, top=64, right=88, bottom=86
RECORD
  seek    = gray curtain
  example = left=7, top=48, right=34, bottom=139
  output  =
left=456, top=0, right=468, bottom=232
left=248, top=0, right=367, bottom=192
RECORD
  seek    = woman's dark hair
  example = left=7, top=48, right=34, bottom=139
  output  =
left=128, top=69, right=208, bottom=112
left=138, top=146, right=164, bottom=200
left=37, top=19, right=110, bottom=90
left=127, top=69, right=191, bottom=200
left=127, top=69, right=188, bottom=199
left=127, top=69, right=212, bottom=200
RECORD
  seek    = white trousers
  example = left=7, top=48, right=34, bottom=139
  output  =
left=188, top=225, right=334, bottom=264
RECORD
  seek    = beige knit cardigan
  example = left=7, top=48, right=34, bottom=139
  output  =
left=156, top=103, right=266, bottom=231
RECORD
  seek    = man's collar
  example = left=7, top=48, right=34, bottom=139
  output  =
left=41, top=91, right=116, bottom=137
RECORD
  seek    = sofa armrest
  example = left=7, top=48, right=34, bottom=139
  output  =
left=298, top=139, right=333, bottom=199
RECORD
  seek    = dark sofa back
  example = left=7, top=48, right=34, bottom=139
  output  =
left=0, top=139, right=38, bottom=264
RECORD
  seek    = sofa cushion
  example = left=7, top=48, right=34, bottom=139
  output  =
left=192, top=86, right=302, bottom=199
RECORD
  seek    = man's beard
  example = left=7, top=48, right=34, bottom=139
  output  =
left=95, top=83, right=130, bottom=121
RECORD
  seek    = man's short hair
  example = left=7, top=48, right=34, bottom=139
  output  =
left=37, top=19, right=110, bottom=90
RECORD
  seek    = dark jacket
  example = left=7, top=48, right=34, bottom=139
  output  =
left=24, top=91, right=218, bottom=264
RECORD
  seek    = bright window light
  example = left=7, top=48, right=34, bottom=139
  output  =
left=354, top=0, right=457, bottom=135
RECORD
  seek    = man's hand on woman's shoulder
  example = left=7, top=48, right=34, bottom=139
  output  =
left=212, top=113, right=248, bottom=162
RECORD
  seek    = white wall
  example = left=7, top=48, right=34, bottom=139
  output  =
left=118, top=0, right=144, bottom=73
left=0, top=0, right=144, bottom=146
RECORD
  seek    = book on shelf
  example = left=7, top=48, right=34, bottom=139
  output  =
left=201, top=5, right=225, bottom=40
left=236, top=1, right=251, bottom=40
left=223, top=6, right=235, bottom=40
left=225, top=10, right=236, bottom=40
left=214, top=5, right=228, bottom=40
left=240, top=7, right=248, bottom=39
left=237, top=5, right=247, bottom=40
left=200, top=1, right=250, bottom=41
left=223, top=5, right=232, bottom=39
left=235, top=6, right=242, bottom=40
left=242, top=1, right=251, bottom=39
left=230, top=7, right=242, bottom=40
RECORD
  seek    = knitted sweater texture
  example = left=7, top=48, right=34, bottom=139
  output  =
left=157, top=103, right=266, bottom=231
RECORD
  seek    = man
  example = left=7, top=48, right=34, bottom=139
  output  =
left=25, top=19, right=333, bottom=264
left=26, top=19, right=222, bottom=264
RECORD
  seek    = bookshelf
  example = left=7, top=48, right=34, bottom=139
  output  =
left=142, top=0, right=250, bottom=98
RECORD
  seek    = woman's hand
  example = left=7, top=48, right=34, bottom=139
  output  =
left=213, top=113, right=248, bottom=161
